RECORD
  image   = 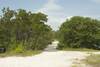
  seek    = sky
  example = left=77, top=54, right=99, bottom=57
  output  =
left=0, top=0, right=100, bottom=30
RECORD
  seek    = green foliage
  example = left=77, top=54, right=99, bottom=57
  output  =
left=58, top=16, right=100, bottom=49
left=14, top=44, right=24, bottom=53
left=0, top=8, right=53, bottom=54
left=0, top=50, right=41, bottom=57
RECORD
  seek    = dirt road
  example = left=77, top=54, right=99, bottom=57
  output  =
left=0, top=41, right=91, bottom=67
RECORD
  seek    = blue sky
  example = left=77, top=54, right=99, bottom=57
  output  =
left=0, top=0, right=100, bottom=30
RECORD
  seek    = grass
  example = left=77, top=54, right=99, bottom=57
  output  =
left=0, top=50, right=41, bottom=57
left=83, top=54, right=100, bottom=67
left=72, top=54, right=100, bottom=67
left=62, top=48, right=100, bottom=52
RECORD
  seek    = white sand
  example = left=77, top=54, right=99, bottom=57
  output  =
left=0, top=51, right=88, bottom=67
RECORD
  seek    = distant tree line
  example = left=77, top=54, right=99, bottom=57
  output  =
left=57, top=16, right=100, bottom=50
left=0, top=8, right=53, bottom=53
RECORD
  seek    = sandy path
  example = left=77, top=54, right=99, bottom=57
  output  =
left=0, top=51, right=88, bottom=67
left=0, top=41, right=95, bottom=67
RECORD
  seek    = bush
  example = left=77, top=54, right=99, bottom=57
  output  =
left=14, top=44, right=24, bottom=53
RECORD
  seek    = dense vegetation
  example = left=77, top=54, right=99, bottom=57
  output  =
left=0, top=7, right=100, bottom=55
left=57, top=16, right=100, bottom=50
left=0, top=8, right=53, bottom=53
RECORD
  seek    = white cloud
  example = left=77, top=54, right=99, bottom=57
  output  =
left=37, top=0, right=67, bottom=30
left=38, top=0, right=61, bottom=13
left=90, top=0, right=100, bottom=3
left=36, top=0, right=100, bottom=30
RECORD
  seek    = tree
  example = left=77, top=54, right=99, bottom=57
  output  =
left=0, top=8, right=53, bottom=53
left=58, top=16, right=100, bottom=49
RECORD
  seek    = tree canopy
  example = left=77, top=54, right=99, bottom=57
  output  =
left=0, top=8, right=53, bottom=53
left=58, top=16, right=100, bottom=49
